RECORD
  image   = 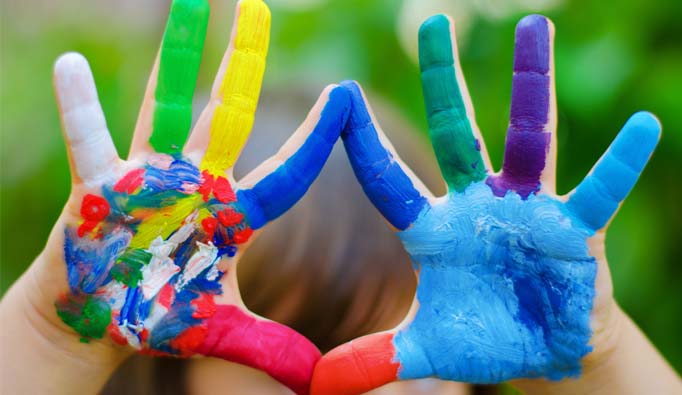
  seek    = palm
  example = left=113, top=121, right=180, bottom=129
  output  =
left=50, top=1, right=348, bottom=394
left=396, top=182, right=595, bottom=382
left=312, top=14, right=660, bottom=394
left=59, top=156, right=256, bottom=354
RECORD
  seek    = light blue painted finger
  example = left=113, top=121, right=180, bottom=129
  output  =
left=566, top=111, right=661, bottom=231
left=236, top=86, right=351, bottom=230
left=340, top=80, right=428, bottom=231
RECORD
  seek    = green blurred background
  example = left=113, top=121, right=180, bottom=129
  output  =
left=1, top=0, right=680, bottom=375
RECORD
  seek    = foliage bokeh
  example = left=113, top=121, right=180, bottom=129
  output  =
left=1, top=0, right=680, bottom=375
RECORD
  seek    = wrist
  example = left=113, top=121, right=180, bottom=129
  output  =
left=510, top=299, right=625, bottom=394
left=581, top=299, right=626, bottom=375
left=512, top=303, right=681, bottom=395
left=1, top=253, right=129, bottom=394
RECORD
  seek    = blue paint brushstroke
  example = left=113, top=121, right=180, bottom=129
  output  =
left=148, top=304, right=201, bottom=353
left=237, top=85, right=351, bottom=229
left=120, top=286, right=144, bottom=325
left=64, top=227, right=131, bottom=294
left=100, top=157, right=202, bottom=211
left=172, top=231, right=199, bottom=270
left=567, top=111, right=661, bottom=230
left=144, top=157, right=201, bottom=193
left=394, top=182, right=597, bottom=383
left=340, top=80, right=427, bottom=230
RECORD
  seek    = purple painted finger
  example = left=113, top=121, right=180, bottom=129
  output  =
left=487, top=15, right=553, bottom=198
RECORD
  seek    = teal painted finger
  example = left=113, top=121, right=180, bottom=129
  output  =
left=149, top=0, right=210, bottom=154
left=566, top=112, right=661, bottom=231
left=419, top=15, right=486, bottom=192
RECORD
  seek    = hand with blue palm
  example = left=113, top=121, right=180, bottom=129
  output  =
left=311, top=14, right=663, bottom=394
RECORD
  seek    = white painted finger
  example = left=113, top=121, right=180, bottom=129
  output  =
left=54, top=52, right=119, bottom=185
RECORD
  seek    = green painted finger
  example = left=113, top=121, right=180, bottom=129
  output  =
left=419, top=15, right=486, bottom=192
left=149, top=0, right=210, bottom=154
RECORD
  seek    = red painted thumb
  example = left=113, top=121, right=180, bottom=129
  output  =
left=311, top=332, right=399, bottom=395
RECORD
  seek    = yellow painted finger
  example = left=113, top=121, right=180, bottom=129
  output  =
left=200, top=0, right=271, bottom=176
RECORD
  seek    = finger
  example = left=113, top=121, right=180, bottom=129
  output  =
left=311, top=332, right=399, bottom=395
left=340, top=80, right=430, bottom=231
left=129, top=0, right=210, bottom=156
left=54, top=53, right=119, bottom=186
left=566, top=112, right=661, bottom=231
left=419, top=14, right=489, bottom=192
left=488, top=14, right=556, bottom=198
left=189, top=0, right=270, bottom=177
left=236, top=85, right=350, bottom=230
left=195, top=305, right=321, bottom=395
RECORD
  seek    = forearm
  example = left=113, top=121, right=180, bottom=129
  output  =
left=513, top=305, right=681, bottom=395
left=0, top=255, right=128, bottom=395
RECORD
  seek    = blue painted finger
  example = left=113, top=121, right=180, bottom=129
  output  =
left=236, top=86, right=351, bottom=230
left=340, top=80, right=428, bottom=231
left=566, top=112, right=661, bottom=231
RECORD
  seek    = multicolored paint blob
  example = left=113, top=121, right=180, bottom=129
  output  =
left=57, top=152, right=340, bottom=395
left=57, top=155, right=250, bottom=354
left=312, top=14, right=661, bottom=395
left=53, top=0, right=351, bottom=394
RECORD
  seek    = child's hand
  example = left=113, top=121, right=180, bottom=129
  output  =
left=311, top=14, right=660, bottom=394
left=0, top=1, right=348, bottom=394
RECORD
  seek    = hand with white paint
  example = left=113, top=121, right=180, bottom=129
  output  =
left=0, top=1, right=349, bottom=394
left=311, top=14, right=681, bottom=395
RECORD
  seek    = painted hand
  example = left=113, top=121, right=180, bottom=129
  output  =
left=45, top=1, right=347, bottom=394
left=311, top=14, right=661, bottom=394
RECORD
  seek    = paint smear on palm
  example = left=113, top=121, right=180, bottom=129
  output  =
left=58, top=154, right=251, bottom=351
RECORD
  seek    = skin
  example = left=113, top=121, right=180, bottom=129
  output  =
left=1, top=5, right=679, bottom=395
left=310, top=14, right=682, bottom=395
left=182, top=90, right=471, bottom=395
left=0, top=1, right=350, bottom=395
